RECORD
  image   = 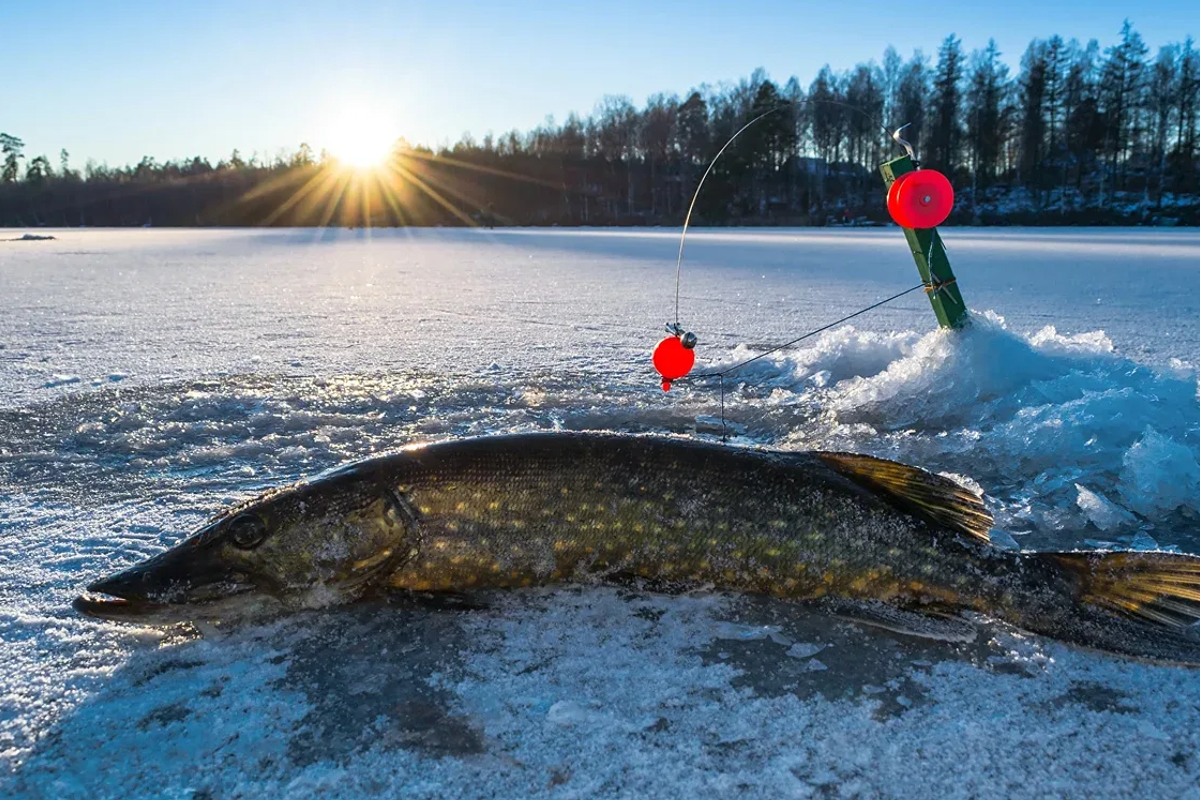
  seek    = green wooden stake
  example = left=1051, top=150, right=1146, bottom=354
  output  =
left=879, top=155, right=969, bottom=329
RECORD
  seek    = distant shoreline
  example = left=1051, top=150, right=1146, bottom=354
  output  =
left=4, top=218, right=1199, bottom=230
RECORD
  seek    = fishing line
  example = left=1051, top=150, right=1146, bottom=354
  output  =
left=690, top=281, right=930, bottom=382
left=666, top=98, right=922, bottom=441
left=689, top=280, right=944, bottom=441
left=672, top=98, right=897, bottom=327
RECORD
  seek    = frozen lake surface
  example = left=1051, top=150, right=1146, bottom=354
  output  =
left=3, top=227, right=1200, bottom=798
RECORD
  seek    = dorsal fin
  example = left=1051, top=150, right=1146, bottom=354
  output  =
left=817, top=452, right=993, bottom=544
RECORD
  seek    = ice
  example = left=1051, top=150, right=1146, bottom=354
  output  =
left=1120, top=427, right=1200, bottom=517
left=785, top=642, right=826, bottom=659
left=1075, top=484, right=1136, bottom=531
left=4, top=228, right=1200, bottom=797
left=43, top=374, right=81, bottom=389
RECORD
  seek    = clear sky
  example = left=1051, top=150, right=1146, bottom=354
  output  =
left=4, top=0, right=1198, bottom=168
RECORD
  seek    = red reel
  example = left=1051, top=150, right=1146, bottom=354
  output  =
left=653, top=335, right=695, bottom=391
left=887, top=169, right=954, bottom=229
left=886, top=171, right=913, bottom=226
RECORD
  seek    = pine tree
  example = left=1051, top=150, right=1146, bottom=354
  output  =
left=844, top=62, right=884, bottom=181
left=965, top=40, right=1008, bottom=194
left=1099, top=20, right=1149, bottom=197
left=1173, top=37, right=1200, bottom=191
left=895, top=52, right=930, bottom=158
left=808, top=65, right=842, bottom=165
left=0, top=133, right=24, bottom=183
left=928, top=35, right=965, bottom=171
left=25, top=154, right=52, bottom=183
left=640, top=93, right=678, bottom=215
left=1043, top=36, right=1067, bottom=199
left=1018, top=40, right=1049, bottom=190
left=1148, top=46, right=1178, bottom=202
left=882, top=46, right=904, bottom=126
left=1063, top=40, right=1103, bottom=194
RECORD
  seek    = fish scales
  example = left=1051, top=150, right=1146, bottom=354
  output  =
left=75, top=432, right=1200, bottom=665
left=384, top=434, right=1009, bottom=607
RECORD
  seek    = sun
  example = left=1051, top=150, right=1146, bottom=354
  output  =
left=325, top=106, right=397, bottom=169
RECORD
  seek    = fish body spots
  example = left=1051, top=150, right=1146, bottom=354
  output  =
left=384, top=462, right=984, bottom=610
left=351, top=548, right=393, bottom=572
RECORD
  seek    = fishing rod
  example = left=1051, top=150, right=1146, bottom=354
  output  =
left=650, top=99, right=959, bottom=438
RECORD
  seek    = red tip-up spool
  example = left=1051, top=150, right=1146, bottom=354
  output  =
left=653, top=334, right=695, bottom=391
left=886, top=169, right=954, bottom=229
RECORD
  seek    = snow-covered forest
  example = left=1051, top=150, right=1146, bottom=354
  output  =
left=1, top=22, right=1198, bottom=227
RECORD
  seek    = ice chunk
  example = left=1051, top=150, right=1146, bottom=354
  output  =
left=712, top=622, right=791, bottom=646
left=546, top=700, right=593, bottom=726
left=1075, top=484, right=1135, bottom=531
left=785, top=642, right=826, bottom=659
left=1119, top=427, right=1200, bottom=516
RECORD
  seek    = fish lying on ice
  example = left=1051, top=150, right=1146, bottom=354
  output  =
left=76, top=432, right=1200, bottom=663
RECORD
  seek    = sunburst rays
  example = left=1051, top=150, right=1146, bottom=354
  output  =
left=230, top=143, right=490, bottom=229
left=227, top=134, right=590, bottom=229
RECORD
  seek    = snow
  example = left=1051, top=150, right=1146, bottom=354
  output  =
left=3, top=227, right=1200, bottom=798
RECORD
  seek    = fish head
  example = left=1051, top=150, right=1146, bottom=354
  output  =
left=74, top=464, right=422, bottom=623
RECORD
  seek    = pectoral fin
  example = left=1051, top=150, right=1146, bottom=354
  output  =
left=825, top=599, right=978, bottom=643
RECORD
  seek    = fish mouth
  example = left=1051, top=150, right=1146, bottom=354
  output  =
left=72, top=588, right=168, bottom=619
left=73, top=548, right=260, bottom=622
left=73, top=581, right=260, bottom=622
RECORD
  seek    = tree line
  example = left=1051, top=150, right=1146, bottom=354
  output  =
left=2, top=21, right=1198, bottom=228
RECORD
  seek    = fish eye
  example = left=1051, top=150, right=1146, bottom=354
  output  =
left=227, top=514, right=268, bottom=550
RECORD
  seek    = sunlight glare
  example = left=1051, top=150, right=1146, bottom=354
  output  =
left=326, top=106, right=396, bottom=169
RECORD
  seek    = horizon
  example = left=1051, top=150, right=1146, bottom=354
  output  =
left=4, top=0, right=1199, bottom=169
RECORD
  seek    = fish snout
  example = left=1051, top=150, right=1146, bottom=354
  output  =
left=74, top=544, right=251, bottom=620
left=85, top=563, right=161, bottom=603
left=74, top=562, right=163, bottom=618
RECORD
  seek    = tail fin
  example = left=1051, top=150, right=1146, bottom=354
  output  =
left=1049, top=551, right=1200, bottom=628
left=1020, top=551, right=1200, bottom=665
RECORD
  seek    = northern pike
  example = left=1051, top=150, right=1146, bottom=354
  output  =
left=76, top=432, right=1200, bottom=663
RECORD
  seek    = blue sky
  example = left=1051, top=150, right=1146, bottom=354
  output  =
left=4, top=0, right=1198, bottom=168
